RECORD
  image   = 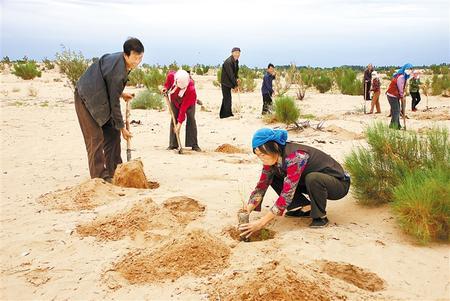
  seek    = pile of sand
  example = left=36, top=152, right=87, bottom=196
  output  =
left=325, top=124, right=364, bottom=140
left=76, top=198, right=179, bottom=241
left=223, top=226, right=276, bottom=242
left=320, top=260, right=386, bottom=292
left=113, top=159, right=149, bottom=189
left=215, top=144, right=245, bottom=154
left=38, top=178, right=131, bottom=211
left=206, top=261, right=337, bottom=301
left=162, top=196, right=206, bottom=225
left=112, top=229, right=230, bottom=284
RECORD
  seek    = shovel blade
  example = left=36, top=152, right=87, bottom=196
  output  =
left=126, top=149, right=132, bottom=161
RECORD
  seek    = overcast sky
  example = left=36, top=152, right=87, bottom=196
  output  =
left=1, top=0, right=449, bottom=67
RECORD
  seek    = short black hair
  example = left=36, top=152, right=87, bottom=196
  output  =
left=123, top=38, right=144, bottom=56
left=268, top=63, right=275, bottom=69
left=253, top=140, right=283, bottom=156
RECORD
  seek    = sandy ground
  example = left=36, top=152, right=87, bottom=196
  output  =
left=1, top=68, right=449, bottom=300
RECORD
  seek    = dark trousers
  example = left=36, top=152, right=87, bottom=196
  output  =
left=364, top=81, right=372, bottom=100
left=262, top=93, right=273, bottom=115
left=271, top=172, right=350, bottom=219
left=220, top=85, right=233, bottom=118
left=74, top=90, right=122, bottom=179
left=169, top=102, right=199, bottom=148
left=387, top=95, right=401, bottom=129
left=411, top=91, right=421, bottom=110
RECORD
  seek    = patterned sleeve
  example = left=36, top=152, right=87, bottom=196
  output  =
left=248, top=165, right=274, bottom=212
left=270, top=150, right=309, bottom=216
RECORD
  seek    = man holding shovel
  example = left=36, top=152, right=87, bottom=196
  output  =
left=75, top=38, right=144, bottom=182
left=162, top=70, right=201, bottom=152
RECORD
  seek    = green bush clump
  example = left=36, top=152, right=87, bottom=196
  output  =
left=431, top=74, right=450, bottom=96
left=143, top=68, right=165, bottom=91
left=273, top=95, right=300, bottom=126
left=313, top=74, right=332, bottom=93
left=344, top=123, right=449, bottom=243
left=131, top=89, right=165, bottom=110
left=42, top=58, right=55, bottom=70
left=12, top=61, right=42, bottom=80
left=55, top=46, right=89, bottom=88
left=127, top=68, right=146, bottom=86
left=213, top=68, right=222, bottom=87
left=392, top=167, right=449, bottom=244
left=334, top=68, right=363, bottom=95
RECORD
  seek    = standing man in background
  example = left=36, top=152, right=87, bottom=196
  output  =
left=219, top=47, right=241, bottom=119
left=261, top=63, right=276, bottom=115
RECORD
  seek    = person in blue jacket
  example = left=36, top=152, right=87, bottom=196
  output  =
left=261, top=63, right=276, bottom=115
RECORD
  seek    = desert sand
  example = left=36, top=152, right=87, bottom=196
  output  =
left=1, top=67, right=449, bottom=300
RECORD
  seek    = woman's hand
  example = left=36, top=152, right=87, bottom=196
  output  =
left=238, top=220, right=264, bottom=239
left=238, top=211, right=276, bottom=239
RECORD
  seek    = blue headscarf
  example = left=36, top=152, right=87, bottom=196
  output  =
left=392, top=63, right=413, bottom=80
left=252, top=128, right=288, bottom=149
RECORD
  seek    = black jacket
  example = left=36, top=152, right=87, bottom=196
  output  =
left=76, top=52, right=128, bottom=129
left=220, top=55, right=239, bottom=88
left=281, top=142, right=347, bottom=183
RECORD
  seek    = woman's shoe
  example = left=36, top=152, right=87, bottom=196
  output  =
left=309, top=217, right=329, bottom=228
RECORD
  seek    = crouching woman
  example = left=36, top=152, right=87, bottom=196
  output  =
left=239, top=128, right=351, bottom=238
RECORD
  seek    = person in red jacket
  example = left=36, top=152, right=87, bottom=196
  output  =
left=162, top=70, right=201, bottom=151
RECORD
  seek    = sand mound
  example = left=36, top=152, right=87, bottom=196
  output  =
left=206, top=261, right=335, bottom=301
left=215, top=144, right=245, bottom=154
left=76, top=198, right=179, bottom=241
left=112, top=229, right=230, bottom=284
left=162, top=196, right=206, bottom=224
left=320, top=260, right=385, bottom=292
left=325, top=124, right=364, bottom=140
left=113, top=159, right=149, bottom=189
left=224, top=226, right=276, bottom=242
left=38, top=178, right=130, bottom=211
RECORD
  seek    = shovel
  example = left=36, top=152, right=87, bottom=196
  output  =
left=163, top=92, right=183, bottom=154
left=125, top=96, right=133, bottom=161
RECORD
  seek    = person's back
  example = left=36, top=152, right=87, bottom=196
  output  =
left=77, top=52, right=127, bottom=128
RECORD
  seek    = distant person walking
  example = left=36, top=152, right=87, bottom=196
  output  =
left=363, top=64, right=374, bottom=100
left=75, top=38, right=144, bottom=181
left=410, top=70, right=422, bottom=111
left=386, top=63, right=413, bottom=129
left=261, top=63, right=276, bottom=115
left=219, top=47, right=241, bottom=119
left=368, top=71, right=381, bottom=114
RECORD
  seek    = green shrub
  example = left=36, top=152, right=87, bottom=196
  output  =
left=42, top=58, right=55, bottom=70
left=168, top=61, right=179, bottom=71
left=55, top=46, right=89, bottom=88
left=431, top=74, right=450, bottom=96
left=213, top=68, right=222, bottom=87
left=392, top=167, right=449, bottom=244
left=334, top=68, right=363, bottom=95
left=127, top=68, right=146, bottom=86
left=1, top=56, right=11, bottom=65
left=131, top=89, right=165, bottom=110
left=344, top=123, right=449, bottom=205
left=143, top=68, right=165, bottom=91
left=313, top=74, right=332, bottom=93
left=273, top=95, right=300, bottom=126
left=12, top=61, right=42, bottom=80
left=238, top=65, right=258, bottom=92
